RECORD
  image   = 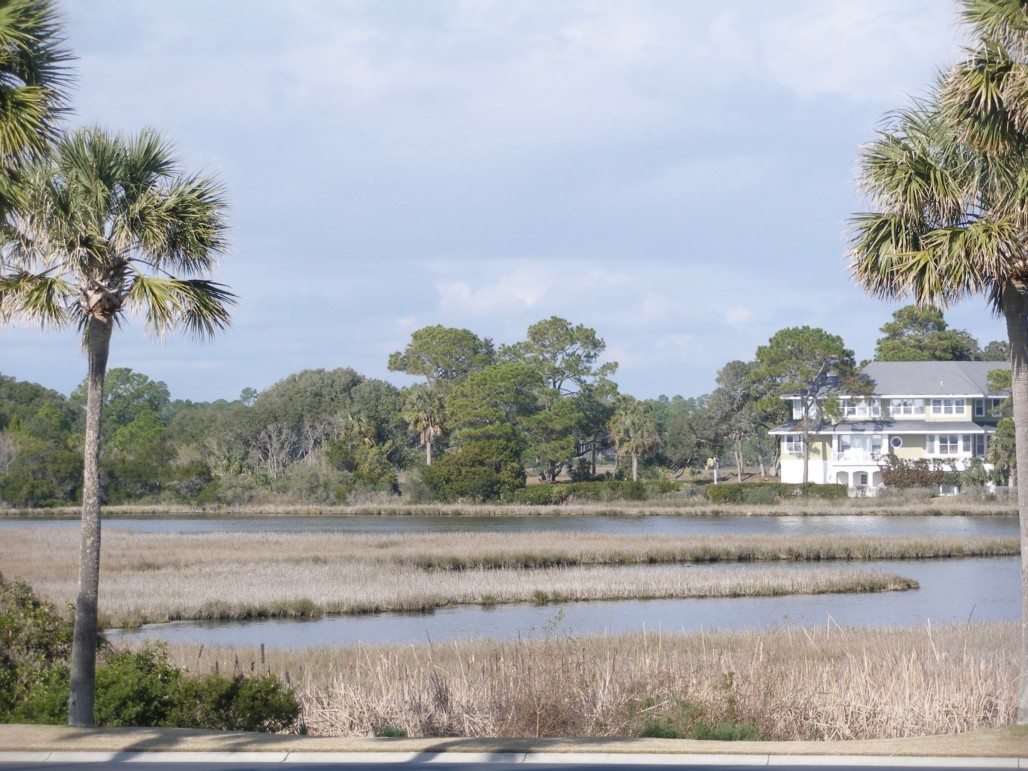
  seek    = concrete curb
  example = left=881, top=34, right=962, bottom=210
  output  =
left=2, top=724, right=1026, bottom=765
left=0, top=751, right=1026, bottom=766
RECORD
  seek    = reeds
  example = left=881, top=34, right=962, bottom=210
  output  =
left=0, top=496, right=1017, bottom=519
left=149, top=622, right=1018, bottom=740
left=0, top=528, right=946, bottom=627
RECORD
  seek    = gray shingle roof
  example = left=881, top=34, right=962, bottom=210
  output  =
left=859, top=361, right=1009, bottom=397
left=770, top=418, right=998, bottom=435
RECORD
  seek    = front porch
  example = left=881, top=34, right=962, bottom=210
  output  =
left=833, top=467, right=883, bottom=495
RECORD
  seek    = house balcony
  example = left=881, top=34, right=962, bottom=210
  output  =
left=830, top=451, right=883, bottom=465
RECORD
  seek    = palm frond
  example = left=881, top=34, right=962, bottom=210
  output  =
left=126, top=274, right=235, bottom=339
left=921, top=217, right=1024, bottom=285
left=942, top=44, right=1022, bottom=155
left=0, top=268, right=71, bottom=325
left=121, top=127, right=176, bottom=194
left=960, top=0, right=1028, bottom=55
left=847, top=212, right=924, bottom=300
left=143, top=174, right=229, bottom=274
left=0, top=0, right=72, bottom=164
left=857, top=110, right=966, bottom=223
left=894, top=237, right=996, bottom=307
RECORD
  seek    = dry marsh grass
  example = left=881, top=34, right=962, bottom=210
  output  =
left=1, top=496, right=1017, bottom=519
left=0, top=529, right=942, bottom=627
left=150, top=622, right=1018, bottom=740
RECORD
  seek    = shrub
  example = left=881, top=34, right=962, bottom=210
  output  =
left=16, top=646, right=299, bottom=732
left=705, top=482, right=847, bottom=503
left=507, top=485, right=572, bottom=505
left=0, top=574, right=74, bottom=720
left=375, top=724, right=408, bottom=737
left=170, top=670, right=299, bottom=732
left=691, top=719, right=762, bottom=741
left=95, top=648, right=182, bottom=727
left=879, top=454, right=960, bottom=489
left=0, top=577, right=298, bottom=732
left=505, top=480, right=684, bottom=505
left=742, top=485, right=778, bottom=505
left=421, top=440, right=525, bottom=501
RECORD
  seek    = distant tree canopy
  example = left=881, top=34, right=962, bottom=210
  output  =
left=499, top=316, right=617, bottom=395
left=873, top=306, right=982, bottom=362
left=388, top=326, right=495, bottom=387
left=8, top=307, right=982, bottom=506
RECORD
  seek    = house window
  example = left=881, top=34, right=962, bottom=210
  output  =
left=889, top=436, right=903, bottom=449
left=990, top=398, right=1005, bottom=417
left=931, top=398, right=966, bottom=416
left=784, top=435, right=803, bottom=454
left=837, top=433, right=881, bottom=456
left=857, top=472, right=869, bottom=486
left=974, top=399, right=985, bottom=418
left=973, top=434, right=986, bottom=458
left=928, top=434, right=964, bottom=455
left=841, top=399, right=880, bottom=418
left=890, top=398, right=924, bottom=416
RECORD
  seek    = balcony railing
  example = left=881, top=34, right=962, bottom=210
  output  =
left=831, top=451, right=883, bottom=463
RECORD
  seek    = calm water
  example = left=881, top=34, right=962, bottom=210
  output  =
left=2, top=513, right=1019, bottom=537
left=107, top=557, right=1020, bottom=650
left=10, top=512, right=1017, bottom=649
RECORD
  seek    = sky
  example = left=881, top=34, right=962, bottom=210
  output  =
left=0, top=0, right=1009, bottom=403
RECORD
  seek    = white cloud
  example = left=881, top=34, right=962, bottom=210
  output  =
left=757, top=1, right=955, bottom=103
left=7, top=1, right=988, bottom=406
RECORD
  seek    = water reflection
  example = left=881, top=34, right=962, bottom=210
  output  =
left=108, top=557, right=1019, bottom=650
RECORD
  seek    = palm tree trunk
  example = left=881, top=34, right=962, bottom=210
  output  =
left=426, top=439, right=432, bottom=466
left=1001, top=285, right=1028, bottom=724
left=631, top=453, right=638, bottom=481
left=68, top=317, right=112, bottom=727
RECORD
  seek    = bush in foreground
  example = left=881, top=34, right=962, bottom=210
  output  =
left=16, top=646, right=299, bottom=732
left=0, top=574, right=298, bottom=731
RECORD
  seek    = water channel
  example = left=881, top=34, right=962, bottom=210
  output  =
left=60, top=512, right=1017, bottom=649
left=4, top=512, right=1018, bottom=537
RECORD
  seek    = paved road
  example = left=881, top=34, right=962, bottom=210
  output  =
left=0, top=753, right=1019, bottom=770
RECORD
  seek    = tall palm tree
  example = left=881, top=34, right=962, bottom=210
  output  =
left=401, top=383, right=445, bottom=465
left=608, top=398, right=661, bottom=481
left=0, top=126, right=232, bottom=726
left=848, top=0, right=1028, bottom=722
left=0, top=0, right=70, bottom=217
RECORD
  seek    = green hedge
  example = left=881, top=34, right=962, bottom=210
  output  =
left=1, top=574, right=298, bottom=731
left=704, top=482, right=848, bottom=504
left=506, top=479, right=682, bottom=505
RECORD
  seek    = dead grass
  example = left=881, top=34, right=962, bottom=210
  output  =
left=0, top=528, right=935, bottom=627
left=0, top=496, right=1017, bottom=519
left=148, top=622, right=1018, bottom=740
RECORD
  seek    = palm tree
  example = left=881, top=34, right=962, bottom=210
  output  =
left=0, top=126, right=232, bottom=726
left=402, top=383, right=444, bottom=465
left=608, top=398, right=661, bottom=481
left=848, top=0, right=1028, bottom=722
left=0, top=0, right=70, bottom=217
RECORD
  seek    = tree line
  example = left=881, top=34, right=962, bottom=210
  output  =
left=0, top=305, right=1009, bottom=508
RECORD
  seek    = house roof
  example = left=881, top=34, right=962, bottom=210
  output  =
left=770, top=419, right=998, bottom=435
left=859, top=360, right=1010, bottom=397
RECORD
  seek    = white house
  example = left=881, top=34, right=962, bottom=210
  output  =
left=769, top=360, right=1009, bottom=492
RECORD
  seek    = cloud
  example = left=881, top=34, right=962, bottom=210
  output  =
left=756, top=1, right=955, bottom=103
